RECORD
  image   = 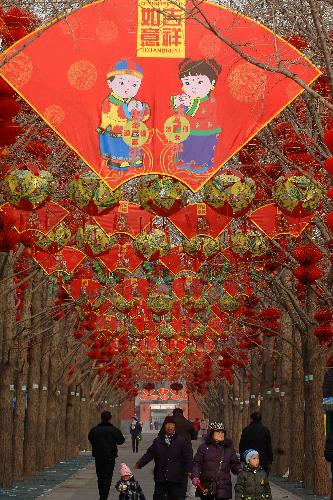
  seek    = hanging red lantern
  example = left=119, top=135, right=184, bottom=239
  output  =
left=315, top=308, right=333, bottom=323
left=293, top=264, right=322, bottom=284
left=292, top=244, right=323, bottom=265
left=314, top=324, right=333, bottom=344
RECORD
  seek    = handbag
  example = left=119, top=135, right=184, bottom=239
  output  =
left=196, top=446, right=225, bottom=498
left=136, top=433, right=142, bottom=441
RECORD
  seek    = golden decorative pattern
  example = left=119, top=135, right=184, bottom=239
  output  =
left=199, top=33, right=221, bottom=58
left=68, top=60, right=98, bottom=91
left=228, top=62, right=267, bottom=103
left=44, top=104, right=65, bottom=127
left=1, top=53, right=33, bottom=89
left=96, top=20, right=118, bottom=43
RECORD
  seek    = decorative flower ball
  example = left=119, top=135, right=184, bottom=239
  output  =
left=159, top=322, right=176, bottom=339
left=35, top=222, right=71, bottom=253
left=68, top=172, right=120, bottom=215
left=133, top=229, right=169, bottom=261
left=204, top=171, right=256, bottom=216
left=147, top=293, right=174, bottom=316
left=3, top=168, right=54, bottom=210
left=183, top=235, right=220, bottom=262
left=75, top=224, right=112, bottom=256
left=231, top=230, right=269, bottom=257
left=272, top=174, right=322, bottom=216
left=138, top=176, right=187, bottom=216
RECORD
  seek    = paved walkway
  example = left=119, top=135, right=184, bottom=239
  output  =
left=37, top=433, right=303, bottom=500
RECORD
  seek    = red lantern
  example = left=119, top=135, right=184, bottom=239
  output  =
left=314, top=324, right=333, bottom=344
left=292, top=244, right=323, bottom=265
left=315, top=308, right=333, bottom=323
left=293, top=264, right=322, bottom=284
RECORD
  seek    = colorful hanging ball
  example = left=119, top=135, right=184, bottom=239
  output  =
left=2, top=168, right=54, bottom=210
left=183, top=235, right=220, bottom=262
left=203, top=170, right=256, bottom=216
left=138, top=176, right=187, bottom=216
left=231, top=230, right=269, bottom=258
left=68, top=172, right=121, bottom=215
left=272, top=174, right=322, bottom=216
left=75, top=224, right=112, bottom=256
left=34, top=222, right=71, bottom=254
left=133, top=229, right=169, bottom=261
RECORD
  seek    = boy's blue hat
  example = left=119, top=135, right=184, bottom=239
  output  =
left=244, top=449, right=259, bottom=463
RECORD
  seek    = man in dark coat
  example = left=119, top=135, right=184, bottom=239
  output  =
left=88, top=410, right=125, bottom=500
left=130, top=415, right=142, bottom=453
left=172, top=408, right=196, bottom=444
left=239, top=412, right=273, bottom=474
left=135, top=416, right=193, bottom=500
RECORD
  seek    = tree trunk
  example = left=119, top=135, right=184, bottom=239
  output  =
left=0, top=256, right=16, bottom=487
left=23, top=275, right=43, bottom=475
left=303, top=288, right=330, bottom=495
left=289, top=328, right=305, bottom=482
left=276, top=313, right=292, bottom=476
left=36, top=295, right=52, bottom=470
left=12, top=281, right=31, bottom=481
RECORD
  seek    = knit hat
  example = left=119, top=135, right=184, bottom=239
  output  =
left=107, top=59, right=143, bottom=80
left=244, top=449, right=259, bottom=463
left=120, top=463, right=132, bottom=477
left=209, top=422, right=226, bottom=433
left=163, top=416, right=176, bottom=425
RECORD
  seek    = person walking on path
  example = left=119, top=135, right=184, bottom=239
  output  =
left=115, top=462, right=146, bottom=499
left=130, top=415, right=142, bottom=453
left=239, top=412, right=273, bottom=474
left=200, top=419, right=207, bottom=438
left=191, top=422, right=242, bottom=499
left=135, top=416, right=193, bottom=500
left=235, top=449, right=272, bottom=500
left=88, top=410, right=125, bottom=500
left=159, top=408, right=196, bottom=498
left=172, top=408, right=196, bottom=444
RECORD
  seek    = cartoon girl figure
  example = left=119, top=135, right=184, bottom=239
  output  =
left=171, top=58, right=222, bottom=174
left=97, top=59, right=150, bottom=171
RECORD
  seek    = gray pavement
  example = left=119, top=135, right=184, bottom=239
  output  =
left=38, top=433, right=303, bottom=500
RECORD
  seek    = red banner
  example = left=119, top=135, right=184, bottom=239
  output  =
left=0, top=0, right=319, bottom=191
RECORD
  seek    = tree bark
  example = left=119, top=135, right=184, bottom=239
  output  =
left=23, top=274, right=43, bottom=475
left=0, top=256, right=16, bottom=487
left=276, top=313, right=292, bottom=476
left=289, top=327, right=305, bottom=482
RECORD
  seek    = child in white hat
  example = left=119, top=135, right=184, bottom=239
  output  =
left=115, top=463, right=146, bottom=499
left=235, top=449, right=272, bottom=500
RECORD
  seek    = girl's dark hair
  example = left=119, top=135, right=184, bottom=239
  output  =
left=179, top=58, right=222, bottom=82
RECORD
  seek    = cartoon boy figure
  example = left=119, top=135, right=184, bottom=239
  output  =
left=98, top=59, right=150, bottom=171
left=171, top=58, right=222, bottom=174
